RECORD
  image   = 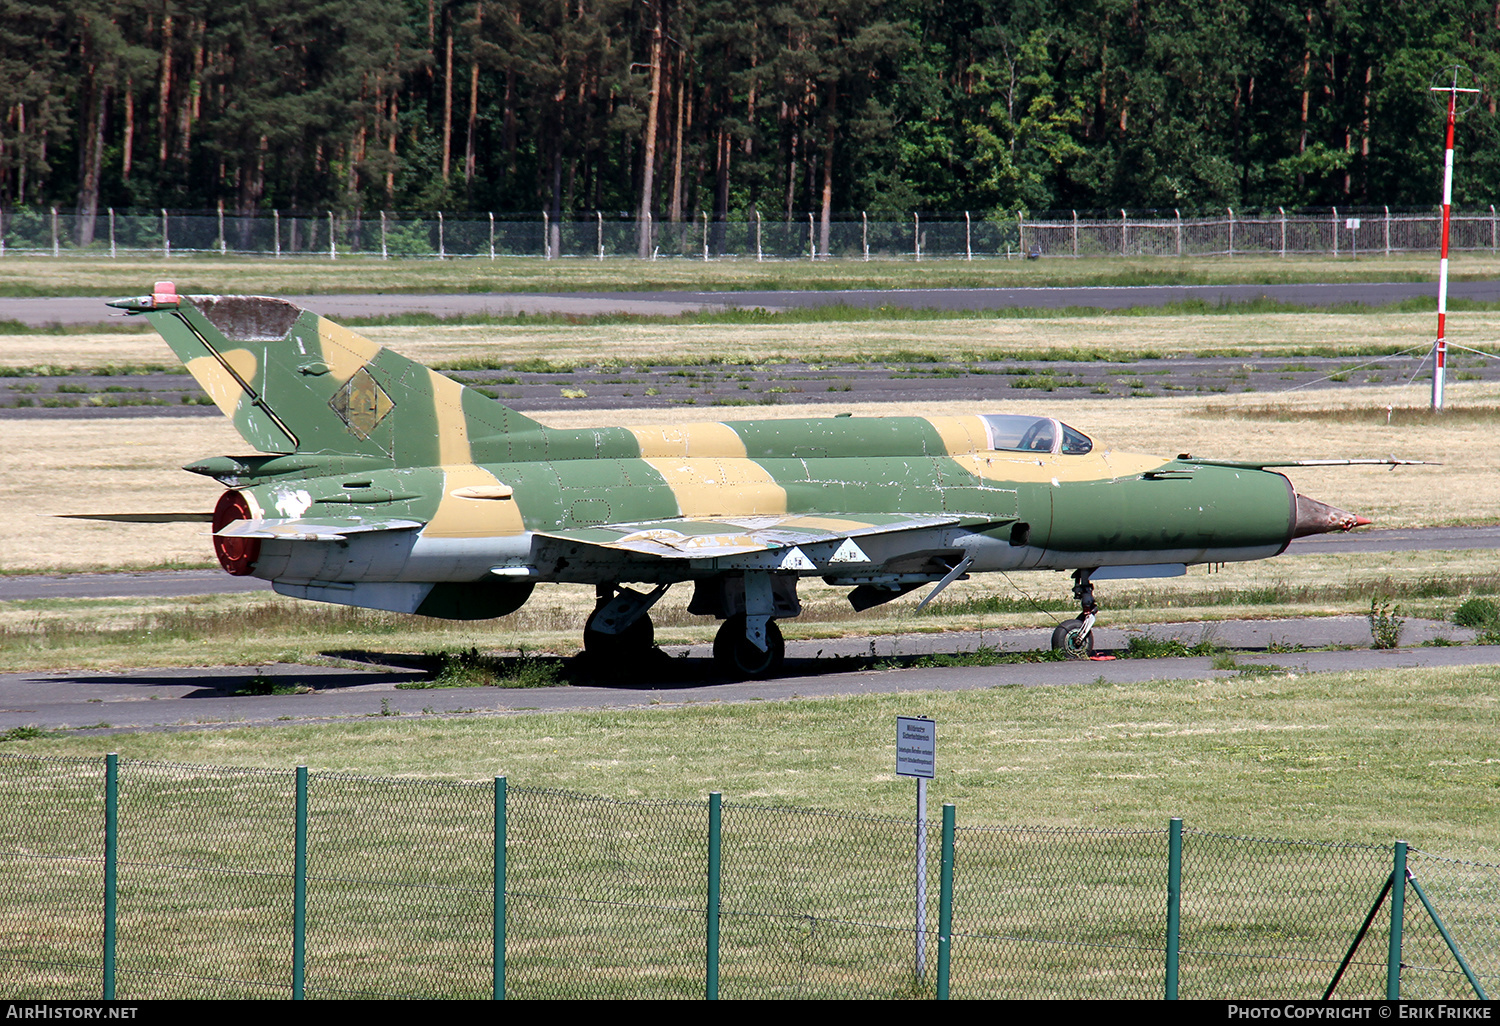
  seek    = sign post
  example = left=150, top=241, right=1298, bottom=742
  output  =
left=897, top=716, right=936, bottom=979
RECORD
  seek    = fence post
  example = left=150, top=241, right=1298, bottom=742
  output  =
left=438, top=211, right=446, bottom=259
left=543, top=210, right=550, bottom=259
left=937, top=803, right=954, bottom=999
left=808, top=212, right=815, bottom=261
left=706, top=792, right=722, bottom=1000
left=51, top=206, right=58, bottom=257
left=1165, top=818, right=1182, bottom=999
left=1331, top=207, right=1338, bottom=257
left=1279, top=207, right=1286, bottom=257
left=1, top=207, right=6, bottom=258
left=492, top=212, right=498, bottom=261
left=1072, top=210, right=1078, bottom=258
left=914, top=212, right=920, bottom=261
left=1226, top=207, right=1234, bottom=257
left=965, top=211, right=972, bottom=261
left=1387, top=840, right=1407, bottom=1000
left=1386, top=206, right=1392, bottom=256
left=756, top=210, right=763, bottom=262
left=596, top=211, right=602, bottom=261
left=108, top=208, right=114, bottom=259
left=274, top=210, right=281, bottom=258
left=160, top=209, right=168, bottom=259
left=494, top=776, right=506, bottom=1000
left=293, top=765, right=308, bottom=1000
left=703, top=210, right=710, bottom=261
left=102, top=753, right=118, bottom=1000
left=380, top=211, right=388, bottom=260
left=218, top=201, right=226, bottom=255
left=1120, top=209, right=1127, bottom=256
left=1492, top=204, right=1496, bottom=254
left=328, top=211, right=336, bottom=260
left=862, top=210, right=868, bottom=261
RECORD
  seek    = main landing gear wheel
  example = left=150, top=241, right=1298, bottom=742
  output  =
left=583, top=614, right=655, bottom=660
left=1051, top=619, right=1093, bottom=659
left=713, top=614, right=785, bottom=680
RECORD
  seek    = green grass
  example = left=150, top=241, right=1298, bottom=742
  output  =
left=3, top=661, right=1495, bottom=998
left=4, top=665, right=1496, bottom=854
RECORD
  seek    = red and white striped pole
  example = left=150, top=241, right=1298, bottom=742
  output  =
left=1433, top=88, right=1457, bottom=410
left=1430, top=69, right=1480, bottom=411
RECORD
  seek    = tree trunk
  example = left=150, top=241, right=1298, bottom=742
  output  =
left=75, top=22, right=105, bottom=248
left=465, top=2, right=482, bottom=182
left=818, top=85, right=835, bottom=257
left=636, top=3, right=663, bottom=257
left=157, top=10, right=173, bottom=165
left=122, top=80, right=134, bottom=180
left=441, top=8, right=453, bottom=183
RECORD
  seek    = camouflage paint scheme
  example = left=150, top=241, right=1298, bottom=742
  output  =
left=109, top=286, right=1371, bottom=676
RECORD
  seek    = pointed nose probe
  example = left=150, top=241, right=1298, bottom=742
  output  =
left=1292, top=494, right=1372, bottom=538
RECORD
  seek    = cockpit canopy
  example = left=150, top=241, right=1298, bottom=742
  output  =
left=978, top=414, right=1093, bottom=455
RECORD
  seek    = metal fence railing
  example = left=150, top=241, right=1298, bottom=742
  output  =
left=3, top=206, right=1497, bottom=261
left=1, top=753, right=1494, bottom=1000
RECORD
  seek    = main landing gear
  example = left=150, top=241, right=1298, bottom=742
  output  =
left=583, top=583, right=666, bottom=662
left=1050, top=568, right=1098, bottom=659
left=582, top=578, right=790, bottom=680
left=713, top=614, right=785, bottom=679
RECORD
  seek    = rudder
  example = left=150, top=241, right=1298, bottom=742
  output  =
left=138, top=291, right=543, bottom=466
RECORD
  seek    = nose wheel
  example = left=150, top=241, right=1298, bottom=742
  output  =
left=1051, top=569, right=1098, bottom=659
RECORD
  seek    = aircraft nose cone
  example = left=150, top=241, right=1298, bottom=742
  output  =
left=1292, top=493, right=1370, bottom=538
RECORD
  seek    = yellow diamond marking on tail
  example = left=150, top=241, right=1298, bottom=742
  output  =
left=330, top=367, right=394, bottom=440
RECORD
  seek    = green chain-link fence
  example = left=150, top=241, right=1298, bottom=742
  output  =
left=1, top=752, right=1494, bottom=1000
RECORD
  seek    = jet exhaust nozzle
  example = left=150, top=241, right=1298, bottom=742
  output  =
left=1292, top=493, right=1371, bottom=538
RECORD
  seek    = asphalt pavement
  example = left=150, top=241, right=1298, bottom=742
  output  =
left=0, top=618, right=1490, bottom=733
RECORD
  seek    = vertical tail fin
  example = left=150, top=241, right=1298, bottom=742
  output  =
left=133, top=291, right=544, bottom=466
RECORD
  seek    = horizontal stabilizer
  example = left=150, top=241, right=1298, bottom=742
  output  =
left=55, top=512, right=213, bottom=523
left=216, top=517, right=424, bottom=542
left=1175, top=458, right=1428, bottom=469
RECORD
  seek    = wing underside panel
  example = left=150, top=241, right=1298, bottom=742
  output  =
left=535, top=512, right=997, bottom=559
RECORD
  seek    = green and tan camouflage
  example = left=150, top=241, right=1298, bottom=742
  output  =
left=108, top=282, right=1394, bottom=677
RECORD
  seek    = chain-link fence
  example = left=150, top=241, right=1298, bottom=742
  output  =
left=4, top=206, right=1498, bottom=261
left=1, top=753, right=1494, bottom=1000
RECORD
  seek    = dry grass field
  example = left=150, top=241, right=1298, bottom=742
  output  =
left=7, top=308, right=1500, bottom=372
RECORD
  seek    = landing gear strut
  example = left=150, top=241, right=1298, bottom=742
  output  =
left=1050, top=568, right=1098, bottom=659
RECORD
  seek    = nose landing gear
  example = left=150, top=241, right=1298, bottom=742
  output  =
left=1050, top=568, right=1098, bottom=659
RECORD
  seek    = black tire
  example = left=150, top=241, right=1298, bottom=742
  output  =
left=713, top=614, right=786, bottom=679
left=583, top=613, right=655, bottom=660
left=1051, top=618, right=1093, bottom=659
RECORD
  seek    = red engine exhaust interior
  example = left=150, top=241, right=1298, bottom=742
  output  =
left=211, top=490, right=260, bottom=576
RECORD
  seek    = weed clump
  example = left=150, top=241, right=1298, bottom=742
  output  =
left=1122, top=636, right=1219, bottom=659
left=1369, top=598, right=1405, bottom=650
left=409, top=647, right=563, bottom=689
left=1454, top=598, right=1500, bottom=644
